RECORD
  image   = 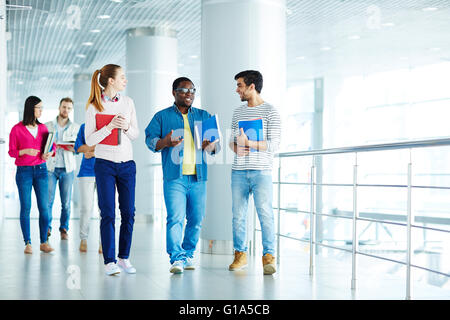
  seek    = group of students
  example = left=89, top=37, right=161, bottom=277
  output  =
left=8, top=64, right=281, bottom=276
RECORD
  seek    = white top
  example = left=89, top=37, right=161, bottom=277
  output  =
left=26, top=126, right=38, bottom=138
left=85, top=95, right=139, bottom=163
left=55, top=123, right=66, bottom=168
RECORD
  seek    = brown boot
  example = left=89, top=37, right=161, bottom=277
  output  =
left=40, top=242, right=54, bottom=253
left=229, top=251, right=248, bottom=271
left=262, top=253, right=276, bottom=275
left=79, top=239, right=87, bottom=252
left=24, top=244, right=32, bottom=254
left=60, top=229, right=68, bottom=240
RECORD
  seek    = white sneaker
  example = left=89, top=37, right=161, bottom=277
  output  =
left=105, top=262, right=121, bottom=276
left=117, top=258, right=136, bottom=274
left=170, top=260, right=184, bottom=274
left=184, top=257, right=195, bottom=270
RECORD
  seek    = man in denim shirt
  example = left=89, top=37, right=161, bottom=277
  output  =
left=145, top=77, right=220, bottom=274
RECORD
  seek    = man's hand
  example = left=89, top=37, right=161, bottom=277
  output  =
left=158, top=130, right=183, bottom=150
left=202, top=139, right=218, bottom=153
left=236, top=128, right=249, bottom=147
left=236, top=145, right=250, bottom=157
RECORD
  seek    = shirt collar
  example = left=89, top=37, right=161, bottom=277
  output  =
left=102, top=92, right=120, bottom=102
left=172, top=103, right=193, bottom=114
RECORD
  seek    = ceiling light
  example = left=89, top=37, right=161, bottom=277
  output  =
left=320, top=47, right=331, bottom=51
left=90, top=29, right=101, bottom=33
left=189, top=55, right=199, bottom=59
left=178, top=63, right=184, bottom=67
left=381, top=22, right=395, bottom=27
left=82, top=42, right=93, bottom=46
left=348, top=35, right=360, bottom=40
left=111, top=0, right=123, bottom=2
left=286, top=8, right=293, bottom=15
left=422, top=7, right=438, bottom=11
left=17, top=81, right=24, bottom=85
left=399, top=57, right=409, bottom=60
left=73, top=64, right=80, bottom=68
left=76, top=54, right=86, bottom=59
left=429, top=47, right=441, bottom=52
left=97, top=15, right=111, bottom=19
left=295, top=56, right=305, bottom=60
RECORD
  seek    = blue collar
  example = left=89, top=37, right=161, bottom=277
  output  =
left=102, top=92, right=120, bottom=102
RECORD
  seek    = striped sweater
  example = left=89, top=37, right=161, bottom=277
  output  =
left=230, top=102, right=281, bottom=171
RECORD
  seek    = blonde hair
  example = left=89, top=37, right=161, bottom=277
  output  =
left=85, top=64, right=121, bottom=112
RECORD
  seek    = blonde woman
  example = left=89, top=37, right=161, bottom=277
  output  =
left=85, top=64, right=139, bottom=276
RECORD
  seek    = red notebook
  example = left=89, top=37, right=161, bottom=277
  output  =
left=95, top=114, right=121, bottom=146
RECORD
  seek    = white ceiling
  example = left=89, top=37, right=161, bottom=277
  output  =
left=5, top=0, right=450, bottom=109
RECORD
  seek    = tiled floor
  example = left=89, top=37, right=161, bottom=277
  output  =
left=0, top=218, right=449, bottom=300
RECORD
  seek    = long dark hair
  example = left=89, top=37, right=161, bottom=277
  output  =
left=22, top=96, right=42, bottom=126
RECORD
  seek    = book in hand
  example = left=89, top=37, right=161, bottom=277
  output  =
left=95, top=114, right=121, bottom=146
left=238, top=118, right=263, bottom=152
left=43, top=131, right=56, bottom=154
left=55, top=142, right=75, bottom=151
left=194, top=114, right=222, bottom=150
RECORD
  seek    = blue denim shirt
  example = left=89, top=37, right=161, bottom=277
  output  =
left=145, top=104, right=221, bottom=182
left=74, top=123, right=95, bottom=178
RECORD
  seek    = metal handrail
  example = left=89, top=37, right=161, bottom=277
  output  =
left=266, top=137, right=450, bottom=300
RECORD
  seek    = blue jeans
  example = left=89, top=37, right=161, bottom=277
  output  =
left=231, top=170, right=275, bottom=255
left=15, top=164, right=50, bottom=244
left=48, top=168, right=75, bottom=232
left=163, top=175, right=206, bottom=264
left=95, top=159, right=136, bottom=265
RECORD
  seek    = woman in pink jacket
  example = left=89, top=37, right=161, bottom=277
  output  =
left=9, top=96, right=55, bottom=254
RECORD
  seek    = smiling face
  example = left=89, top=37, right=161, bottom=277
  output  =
left=236, top=77, right=253, bottom=102
left=173, top=80, right=195, bottom=108
left=108, top=67, right=127, bottom=92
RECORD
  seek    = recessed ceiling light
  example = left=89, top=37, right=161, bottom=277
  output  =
left=97, top=15, right=110, bottom=19
left=423, top=7, right=438, bottom=11
left=430, top=47, right=441, bottom=52
left=381, top=22, right=395, bottom=27
left=111, top=0, right=123, bottom=2
left=76, top=54, right=86, bottom=59
left=178, top=63, right=184, bottom=67
left=348, top=35, right=360, bottom=40
left=295, top=56, right=305, bottom=60
left=320, top=47, right=331, bottom=51
left=17, top=81, right=24, bottom=85
left=73, top=64, right=80, bottom=68
left=189, top=55, right=198, bottom=59
left=82, top=42, right=93, bottom=46
left=399, top=56, right=409, bottom=60
left=90, top=29, right=101, bottom=33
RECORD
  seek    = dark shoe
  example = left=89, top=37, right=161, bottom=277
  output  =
left=60, top=229, right=68, bottom=240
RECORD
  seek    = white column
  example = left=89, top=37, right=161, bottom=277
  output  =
left=126, top=27, right=178, bottom=221
left=0, top=0, right=7, bottom=227
left=200, top=0, right=286, bottom=254
left=72, top=73, right=91, bottom=214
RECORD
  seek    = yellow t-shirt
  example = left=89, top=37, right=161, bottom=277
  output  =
left=182, top=113, right=196, bottom=175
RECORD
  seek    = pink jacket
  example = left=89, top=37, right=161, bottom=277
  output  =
left=8, top=122, right=49, bottom=166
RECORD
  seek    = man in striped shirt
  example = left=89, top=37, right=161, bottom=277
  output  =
left=228, top=70, right=281, bottom=275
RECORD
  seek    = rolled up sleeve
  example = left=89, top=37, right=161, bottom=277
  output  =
left=145, top=112, right=162, bottom=153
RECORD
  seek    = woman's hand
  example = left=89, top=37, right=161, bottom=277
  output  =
left=41, top=151, right=54, bottom=161
left=19, top=148, right=39, bottom=157
left=106, top=114, right=129, bottom=131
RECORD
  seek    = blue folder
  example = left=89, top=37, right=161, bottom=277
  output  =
left=238, top=118, right=263, bottom=152
left=194, top=114, right=222, bottom=149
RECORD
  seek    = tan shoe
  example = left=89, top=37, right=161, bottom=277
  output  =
left=60, top=229, right=68, bottom=240
left=40, top=242, right=54, bottom=253
left=24, top=244, right=32, bottom=254
left=262, top=253, right=276, bottom=275
left=79, top=239, right=87, bottom=252
left=98, top=244, right=103, bottom=254
left=229, top=251, right=248, bottom=271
